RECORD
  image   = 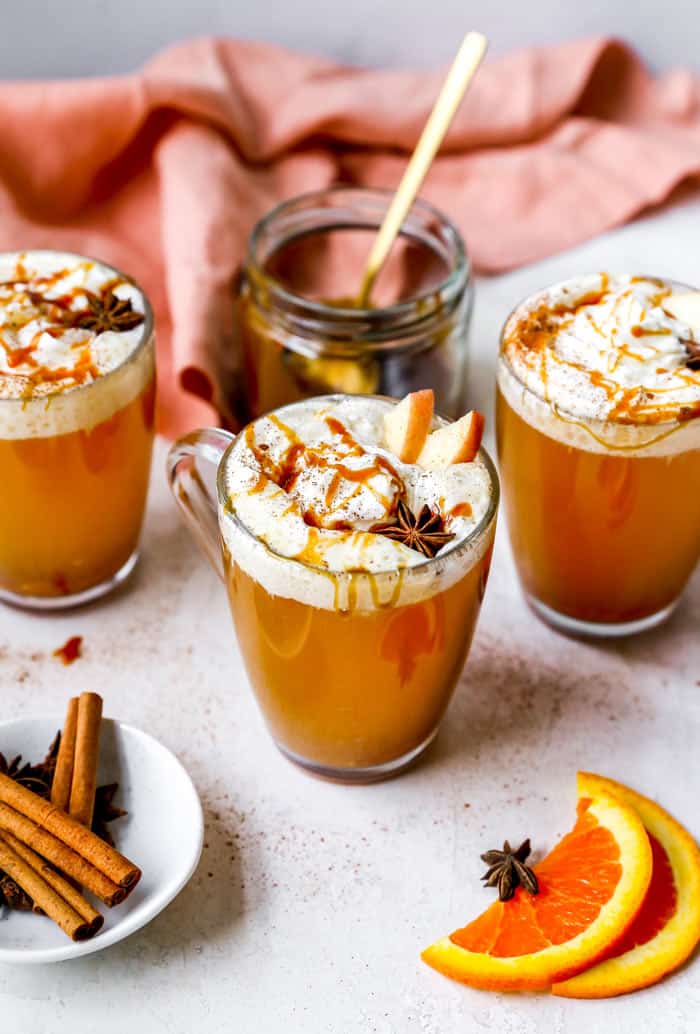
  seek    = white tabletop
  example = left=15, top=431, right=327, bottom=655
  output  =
left=1, top=193, right=699, bottom=1033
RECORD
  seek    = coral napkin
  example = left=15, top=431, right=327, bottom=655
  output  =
left=1, top=37, right=699, bottom=435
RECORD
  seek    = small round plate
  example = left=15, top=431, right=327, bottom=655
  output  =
left=0, top=716, right=204, bottom=964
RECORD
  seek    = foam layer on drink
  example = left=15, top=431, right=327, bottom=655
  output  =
left=500, top=274, right=700, bottom=456
left=220, top=396, right=496, bottom=610
left=0, top=251, right=152, bottom=439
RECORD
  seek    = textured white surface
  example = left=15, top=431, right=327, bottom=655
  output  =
left=1, top=192, right=699, bottom=1030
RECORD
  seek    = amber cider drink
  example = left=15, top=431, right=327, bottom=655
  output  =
left=497, top=274, right=700, bottom=636
left=217, top=395, right=498, bottom=782
left=0, top=251, right=155, bottom=608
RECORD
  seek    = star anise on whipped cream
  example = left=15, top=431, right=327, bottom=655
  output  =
left=370, top=498, right=455, bottom=559
left=71, top=289, right=145, bottom=335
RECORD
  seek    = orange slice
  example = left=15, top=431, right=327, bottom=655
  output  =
left=422, top=787, right=652, bottom=991
left=552, top=772, right=700, bottom=998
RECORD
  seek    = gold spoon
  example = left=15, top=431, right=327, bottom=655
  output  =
left=357, top=31, right=488, bottom=308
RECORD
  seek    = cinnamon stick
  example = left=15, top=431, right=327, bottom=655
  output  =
left=1, top=830, right=103, bottom=935
left=0, top=836, right=96, bottom=941
left=51, top=697, right=79, bottom=811
left=0, top=771, right=140, bottom=891
left=0, top=801, right=126, bottom=907
left=69, top=692, right=102, bottom=827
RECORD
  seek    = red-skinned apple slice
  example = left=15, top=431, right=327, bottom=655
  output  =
left=383, top=390, right=434, bottom=463
left=418, top=411, right=484, bottom=469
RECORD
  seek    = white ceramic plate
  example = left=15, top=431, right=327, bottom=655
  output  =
left=0, top=716, right=204, bottom=964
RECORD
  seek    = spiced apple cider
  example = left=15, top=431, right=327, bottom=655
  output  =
left=219, top=391, right=497, bottom=781
left=0, top=251, right=155, bottom=608
left=497, top=273, right=700, bottom=636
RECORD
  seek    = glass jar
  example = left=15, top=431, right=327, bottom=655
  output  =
left=236, top=187, right=473, bottom=421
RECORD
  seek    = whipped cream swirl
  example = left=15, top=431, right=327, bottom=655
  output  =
left=0, top=251, right=147, bottom=401
left=220, top=396, right=495, bottom=609
left=502, top=274, right=700, bottom=426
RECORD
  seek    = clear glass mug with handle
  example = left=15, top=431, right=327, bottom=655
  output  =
left=167, top=395, right=498, bottom=783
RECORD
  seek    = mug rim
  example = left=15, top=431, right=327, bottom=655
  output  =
left=216, top=392, right=499, bottom=580
left=0, top=248, right=155, bottom=407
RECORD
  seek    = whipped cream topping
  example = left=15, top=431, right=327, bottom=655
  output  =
left=0, top=251, right=147, bottom=401
left=502, top=274, right=700, bottom=428
left=220, top=396, right=496, bottom=610
left=0, top=251, right=153, bottom=441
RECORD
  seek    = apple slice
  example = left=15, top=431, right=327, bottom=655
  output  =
left=383, top=389, right=434, bottom=463
left=418, top=410, right=484, bottom=469
left=662, top=292, right=700, bottom=329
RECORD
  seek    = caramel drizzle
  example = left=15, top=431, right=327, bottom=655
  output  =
left=0, top=260, right=127, bottom=396
left=367, top=567, right=406, bottom=610
left=630, top=325, right=672, bottom=338
left=237, top=413, right=456, bottom=613
left=505, top=277, right=700, bottom=424
left=448, top=501, right=473, bottom=519
left=275, top=414, right=402, bottom=525
left=244, top=412, right=409, bottom=568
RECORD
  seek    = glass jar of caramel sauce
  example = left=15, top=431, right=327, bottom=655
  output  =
left=236, top=187, right=473, bottom=422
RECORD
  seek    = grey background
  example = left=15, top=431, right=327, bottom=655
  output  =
left=1, top=0, right=698, bottom=78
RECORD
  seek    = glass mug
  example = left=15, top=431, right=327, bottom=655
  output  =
left=167, top=395, right=499, bottom=783
left=496, top=281, right=700, bottom=637
left=0, top=256, right=156, bottom=610
left=235, top=187, right=474, bottom=424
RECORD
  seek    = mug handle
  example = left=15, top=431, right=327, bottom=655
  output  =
left=166, top=428, right=235, bottom=581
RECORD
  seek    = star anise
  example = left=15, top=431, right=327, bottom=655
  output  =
left=0, top=873, right=33, bottom=911
left=370, top=498, right=455, bottom=558
left=92, top=783, right=128, bottom=847
left=0, top=733, right=59, bottom=800
left=480, top=838, right=539, bottom=902
left=0, top=737, right=59, bottom=912
left=71, top=289, right=145, bottom=334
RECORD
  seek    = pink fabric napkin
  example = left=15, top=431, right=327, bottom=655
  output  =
left=1, top=36, right=699, bottom=435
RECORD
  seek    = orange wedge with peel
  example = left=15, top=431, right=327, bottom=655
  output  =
left=422, top=785, right=652, bottom=991
left=552, top=772, right=700, bottom=998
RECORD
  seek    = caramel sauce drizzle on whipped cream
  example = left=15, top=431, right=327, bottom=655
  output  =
left=223, top=397, right=491, bottom=575
left=502, top=274, right=700, bottom=425
left=0, top=253, right=145, bottom=401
